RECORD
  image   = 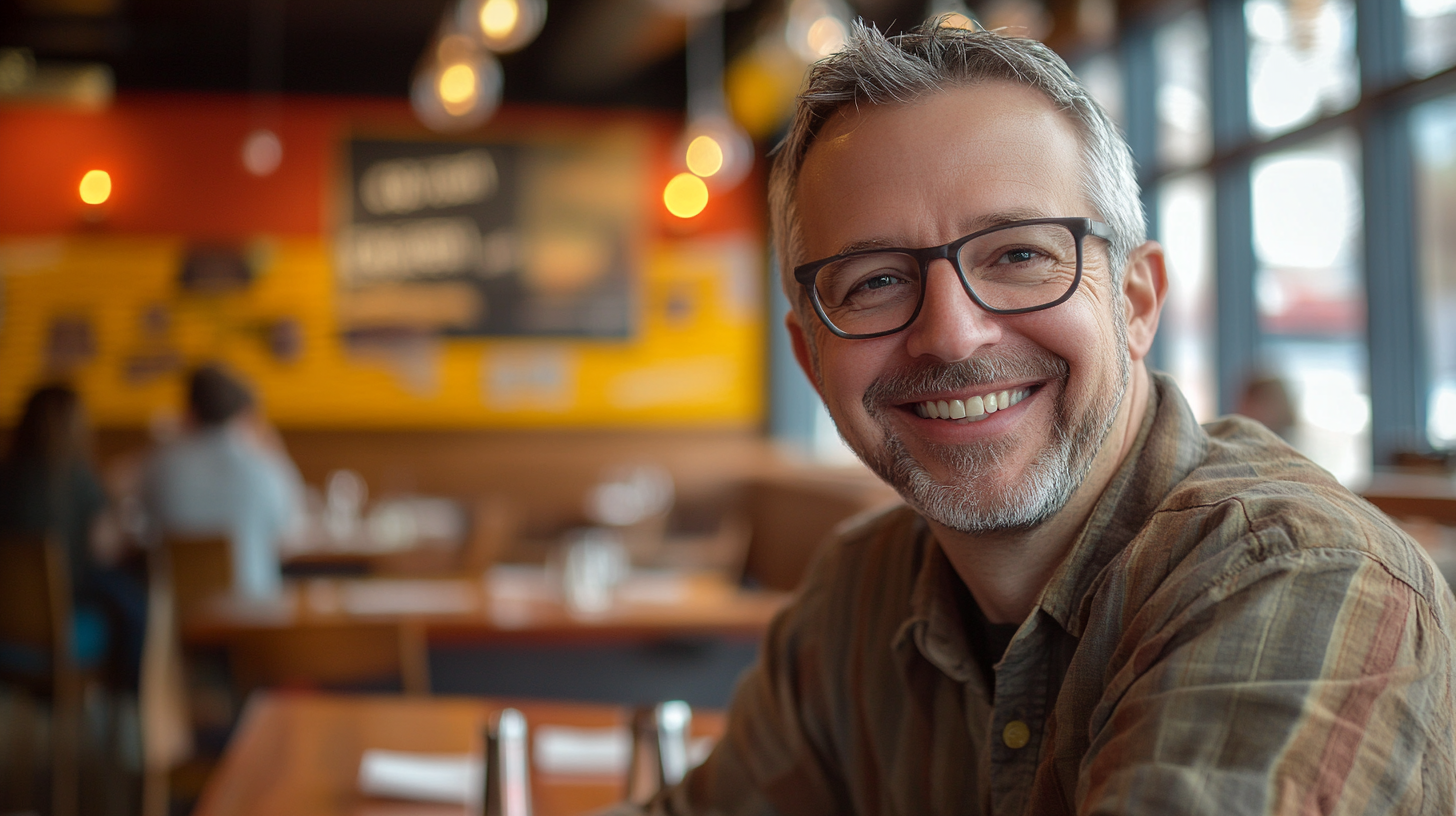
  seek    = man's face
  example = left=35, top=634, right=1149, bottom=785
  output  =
left=792, top=81, right=1130, bottom=533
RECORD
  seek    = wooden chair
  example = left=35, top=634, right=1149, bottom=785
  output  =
left=226, top=622, right=430, bottom=697
left=739, top=473, right=899, bottom=591
left=139, top=537, right=229, bottom=816
left=459, top=494, right=518, bottom=575
left=161, top=536, right=233, bottom=621
left=0, top=532, right=84, bottom=816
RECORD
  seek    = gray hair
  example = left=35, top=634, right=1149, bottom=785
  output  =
left=769, top=19, right=1145, bottom=311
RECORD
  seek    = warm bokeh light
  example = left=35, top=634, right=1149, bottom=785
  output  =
left=939, top=12, right=978, bottom=30
left=242, top=128, right=283, bottom=176
left=806, top=16, right=847, bottom=57
left=464, top=0, right=545, bottom=54
left=663, top=172, right=709, bottom=218
left=79, top=169, right=111, bottom=205
left=480, top=0, right=521, bottom=39
left=685, top=135, right=724, bottom=177
left=438, top=64, right=478, bottom=113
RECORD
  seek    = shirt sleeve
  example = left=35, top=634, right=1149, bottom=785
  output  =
left=1078, top=544, right=1456, bottom=816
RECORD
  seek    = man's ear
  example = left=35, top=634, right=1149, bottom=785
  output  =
left=785, top=310, right=825, bottom=401
left=1121, top=240, right=1168, bottom=363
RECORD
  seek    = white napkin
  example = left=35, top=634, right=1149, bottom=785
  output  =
left=357, top=749, right=482, bottom=804
left=533, top=726, right=632, bottom=775
left=532, top=726, right=717, bottom=776
left=339, top=580, right=477, bottom=615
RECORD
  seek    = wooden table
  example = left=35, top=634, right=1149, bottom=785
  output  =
left=180, top=569, right=791, bottom=647
left=192, top=693, right=724, bottom=816
left=1360, top=471, right=1456, bottom=526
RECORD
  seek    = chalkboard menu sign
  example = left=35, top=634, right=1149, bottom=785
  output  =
left=337, top=134, right=644, bottom=338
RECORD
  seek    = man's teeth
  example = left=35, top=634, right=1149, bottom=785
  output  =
left=914, top=387, right=1031, bottom=421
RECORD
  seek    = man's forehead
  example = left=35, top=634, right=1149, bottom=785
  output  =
left=794, top=82, right=1091, bottom=252
left=805, top=80, right=1072, bottom=156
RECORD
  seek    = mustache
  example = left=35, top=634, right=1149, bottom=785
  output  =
left=862, top=350, right=1069, bottom=414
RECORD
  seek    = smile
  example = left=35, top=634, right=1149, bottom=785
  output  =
left=913, top=386, right=1032, bottom=422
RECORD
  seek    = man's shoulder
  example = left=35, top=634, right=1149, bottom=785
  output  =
left=819, top=502, right=923, bottom=566
left=792, top=502, right=924, bottom=610
left=1138, top=415, right=1445, bottom=608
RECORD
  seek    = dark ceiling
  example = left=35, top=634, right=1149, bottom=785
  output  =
left=1, top=0, right=933, bottom=110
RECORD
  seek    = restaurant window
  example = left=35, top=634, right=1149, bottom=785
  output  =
left=1156, top=173, right=1217, bottom=422
left=1245, top=0, right=1359, bottom=139
left=1413, top=95, right=1456, bottom=449
left=1076, top=52, right=1124, bottom=128
left=1405, top=0, right=1456, bottom=78
left=1154, top=11, right=1211, bottom=171
left=1251, top=130, right=1369, bottom=482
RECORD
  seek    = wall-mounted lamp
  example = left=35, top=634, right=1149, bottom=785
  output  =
left=242, top=128, right=284, bottom=176
left=79, top=169, right=111, bottom=205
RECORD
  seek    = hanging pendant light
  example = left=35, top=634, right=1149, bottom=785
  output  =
left=457, top=0, right=547, bottom=53
left=411, top=33, right=503, bottom=132
left=678, top=6, right=753, bottom=192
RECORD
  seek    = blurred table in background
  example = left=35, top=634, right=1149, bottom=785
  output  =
left=1360, top=470, right=1456, bottom=590
left=180, top=568, right=790, bottom=647
left=192, top=692, right=726, bottom=816
left=174, top=568, right=791, bottom=705
left=1360, top=471, right=1456, bottom=525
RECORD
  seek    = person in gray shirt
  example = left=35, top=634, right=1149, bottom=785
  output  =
left=142, top=364, right=303, bottom=600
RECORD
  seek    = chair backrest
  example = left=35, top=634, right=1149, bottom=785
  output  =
left=459, top=495, right=517, bottom=575
left=739, top=474, right=899, bottom=592
left=226, top=622, right=428, bottom=696
left=0, top=532, right=73, bottom=680
left=163, top=536, right=233, bottom=620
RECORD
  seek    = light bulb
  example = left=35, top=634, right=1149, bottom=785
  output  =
left=411, top=50, right=502, bottom=132
left=79, top=169, right=111, bottom=205
left=677, top=115, right=753, bottom=189
left=685, top=135, right=725, bottom=177
left=438, top=63, right=479, bottom=112
left=242, top=129, right=283, bottom=176
left=461, top=0, right=546, bottom=53
left=664, top=172, right=709, bottom=218
left=806, top=16, right=847, bottom=57
left=480, top=0, right=521, bottom=39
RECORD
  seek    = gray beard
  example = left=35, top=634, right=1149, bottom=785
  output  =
left=852, top=348, right=1128, bottom=534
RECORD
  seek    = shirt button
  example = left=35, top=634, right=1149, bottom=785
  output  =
left=1002, top=720, right=1031, bottom=749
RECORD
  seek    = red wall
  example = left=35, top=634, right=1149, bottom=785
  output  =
left=0, top=94, right=763, bottom=239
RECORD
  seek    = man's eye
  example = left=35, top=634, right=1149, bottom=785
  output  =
left=863, top=274, right=900, bottom=290
left=1001, top=248, right=1039, bottom=264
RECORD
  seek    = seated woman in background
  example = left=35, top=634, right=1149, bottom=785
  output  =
left=0, top=384, right=146, bottom=688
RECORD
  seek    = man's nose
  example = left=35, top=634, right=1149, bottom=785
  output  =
left=902, top=260, right=1003, bottom=361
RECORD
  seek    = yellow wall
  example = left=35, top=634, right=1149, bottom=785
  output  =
left=0, top=232, right=764, bottom=428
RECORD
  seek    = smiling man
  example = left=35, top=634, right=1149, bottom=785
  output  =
left=637, top=20, right=1456, bottom=816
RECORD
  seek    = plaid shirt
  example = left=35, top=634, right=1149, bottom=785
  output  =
left=657, top=373, right=1456, bottom=815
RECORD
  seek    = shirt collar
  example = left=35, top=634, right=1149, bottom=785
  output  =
left=897, top=524, right=979, bottom=684
left=1034, top=372, right=1208, bottom=637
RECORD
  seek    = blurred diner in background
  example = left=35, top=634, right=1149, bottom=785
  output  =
left=1, top=0, right=1454, bottom=813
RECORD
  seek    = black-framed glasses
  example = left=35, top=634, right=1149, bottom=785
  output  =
left=793, top=217, right=1115, bottom=339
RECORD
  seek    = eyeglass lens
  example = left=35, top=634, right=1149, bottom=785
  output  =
left=812, top=222, right=1082, bottom=336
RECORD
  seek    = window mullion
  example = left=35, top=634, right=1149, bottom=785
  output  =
left=1208, top=0, right=1258, bottom=415
left=1358, top=0, right=1428, bottom=462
